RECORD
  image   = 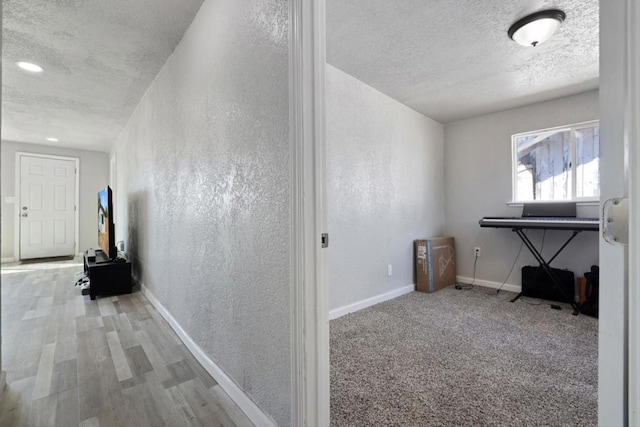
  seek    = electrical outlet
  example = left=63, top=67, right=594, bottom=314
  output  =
left=387, top=264, right=393, bottom=277
left=474, top=247, right=481, bottom=257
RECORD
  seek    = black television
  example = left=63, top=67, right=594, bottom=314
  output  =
left=97, top=186, right=116, bottom=261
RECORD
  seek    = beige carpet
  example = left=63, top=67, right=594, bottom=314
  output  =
left=330, top=287, right=598, bottom=426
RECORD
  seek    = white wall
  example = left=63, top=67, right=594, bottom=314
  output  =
left=326, top=64, right=445, bottom=312
left=110, top=0, right=290, bottom=424
left=1, top=140, right=109, bottom=260
left=444, top=90, right=600, bottom=289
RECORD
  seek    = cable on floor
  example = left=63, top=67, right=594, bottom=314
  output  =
left=496, top=230, right=527, bottom=295
left=455, top=253, right=477, bottom=290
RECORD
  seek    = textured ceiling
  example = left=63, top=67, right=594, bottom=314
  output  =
left=3, top=0, right=599, bottom=151
left=327, top=0, right=599, bottom=123
left=2, top=0, right=204, bottom=152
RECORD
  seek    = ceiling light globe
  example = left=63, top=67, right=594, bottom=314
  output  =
left=508, top=10, right=566, bottom=47
left=512, top=18, right=562, bottom=47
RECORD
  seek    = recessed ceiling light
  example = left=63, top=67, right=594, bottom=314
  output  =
left=16, top=61, right=44, bottom=73
left=46, top=137, right=59, bottom=142
left=508, top=9, right=566, bottom=47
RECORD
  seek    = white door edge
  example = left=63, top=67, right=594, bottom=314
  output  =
left=627, top=0, right=640, bottom=422
left=289, top=0, right=329, bottom=425
left=600, top=0, right=638, bottom=424
left=14, top=152, right=80, bottom=260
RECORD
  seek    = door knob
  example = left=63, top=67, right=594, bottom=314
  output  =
left=21, top=213, right=28, bottom=217
left=22, top=206, right=28, bottom=210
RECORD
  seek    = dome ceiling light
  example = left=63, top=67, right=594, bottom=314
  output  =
left=508, top=9, right=566, bottom=47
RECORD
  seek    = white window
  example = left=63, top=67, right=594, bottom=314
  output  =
left=512, top=121, right=600, bottom=202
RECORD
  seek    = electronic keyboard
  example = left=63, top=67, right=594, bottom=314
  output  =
left=479, top=203, right=598, bottom=315
left=479, top=216, right=599, bottom=231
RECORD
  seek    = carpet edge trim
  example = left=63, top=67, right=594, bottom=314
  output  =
left=329, top=284, right=415, bottom=320
left=140, top=284, right=277, bottom=427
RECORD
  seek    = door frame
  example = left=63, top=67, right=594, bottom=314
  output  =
left=289, top=0, right=329, bottom=425
left=14, top=152, right=80, bottom=260
left=291, top=0, right=640, bottom=425
left=599, top=0, right=640, bottom=424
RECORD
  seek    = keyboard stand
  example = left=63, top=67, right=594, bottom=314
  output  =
left=510, top=228, right=581, bottom=315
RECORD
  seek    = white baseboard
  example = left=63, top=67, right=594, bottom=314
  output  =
left=329, top=284, right=415, bottom=320
left=140, top=284, right=276, bottom=427
left=1, top=257, right=15, bottom=263
left=456, top=275, right=521, bottom=294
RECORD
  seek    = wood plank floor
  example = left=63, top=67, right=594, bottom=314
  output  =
left=0, top=259, right=253, bottom=427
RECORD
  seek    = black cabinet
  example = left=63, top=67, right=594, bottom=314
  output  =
left=83, top=250, right=132, bottom=300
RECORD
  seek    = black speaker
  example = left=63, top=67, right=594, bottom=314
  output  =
left=521, top=266, right=575, bottom=303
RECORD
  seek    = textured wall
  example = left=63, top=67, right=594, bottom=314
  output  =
left=444, top=90, right=600, bottom=287
left=326, top=64, right=445, bottom=311
left=1, top=0, right=4, bottom=386
left=111, top=0, right=290, bottom=424
left=1, top=140, right=109, bottom=259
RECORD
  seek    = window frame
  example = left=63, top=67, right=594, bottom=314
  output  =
left=511, top=120, right=600, bottom=204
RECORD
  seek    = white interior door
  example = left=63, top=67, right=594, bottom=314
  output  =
left=599, top=0, right=639, bottom=425
left=625, top=0, right=640, bottom=423
left=19, top=155, right=77, bottom=259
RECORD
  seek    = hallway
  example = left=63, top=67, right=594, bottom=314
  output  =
left=0, top=259, right=252, bottom=426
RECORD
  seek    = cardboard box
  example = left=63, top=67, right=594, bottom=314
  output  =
left=414, top=237, right=456, bottom=293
